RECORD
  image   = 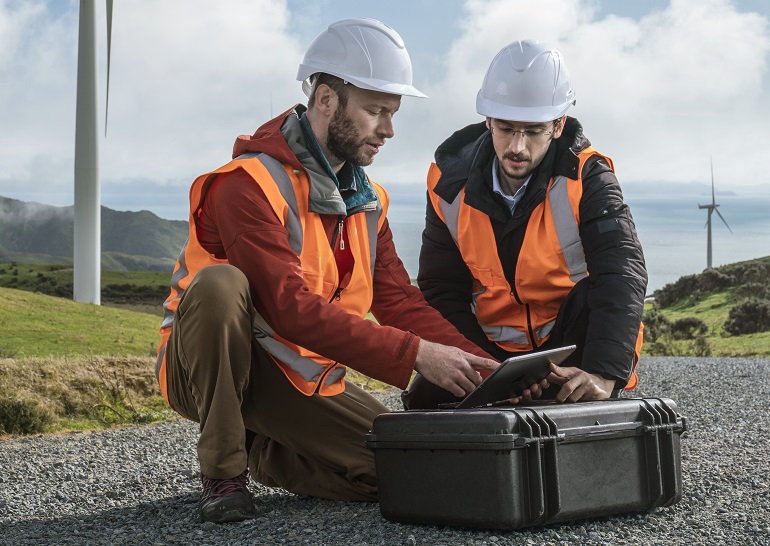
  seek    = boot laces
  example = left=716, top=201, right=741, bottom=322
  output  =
left=200, top=470, right=250, bottom=502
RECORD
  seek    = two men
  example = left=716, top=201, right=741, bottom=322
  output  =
left=406, top=40, right=646, bottom=409
left=157, top=23, right=646, bottom=522
left=156, top=18, right=496, bottom=523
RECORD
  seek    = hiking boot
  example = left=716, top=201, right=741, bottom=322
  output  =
left=199, top=469, right=256, bottom=523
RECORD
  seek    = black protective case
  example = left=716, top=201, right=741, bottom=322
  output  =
left=366, top=397, right=687, bottom=529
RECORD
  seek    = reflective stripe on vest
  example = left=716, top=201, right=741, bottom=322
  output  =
left=156, top=153, right=385, bottom=398
left=549, top=176, right=588, bottom=284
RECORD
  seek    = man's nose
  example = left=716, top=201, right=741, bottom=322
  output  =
left=377, top=116, right=395, bottom=139
left=507, top=132, right=526, bottom=154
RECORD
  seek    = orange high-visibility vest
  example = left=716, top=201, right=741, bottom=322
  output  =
left=428, top=147, right=641, bottom=390
left=155, top=153, right=388, bottom=401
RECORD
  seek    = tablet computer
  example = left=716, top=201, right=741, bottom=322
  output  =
left=455, top=345, right=576, bottom=409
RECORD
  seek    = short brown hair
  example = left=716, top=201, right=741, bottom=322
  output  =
left=307, top=73, right=351, bottom=108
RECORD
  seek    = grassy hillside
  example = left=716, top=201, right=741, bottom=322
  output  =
left=0, top=286, right=161, bottom=358
left=0, top=286, right=167, bottom=436
left=0, top=282, right=385, bottom=437
left=644, top=255, right=770, bottom=357
left=0, top=262, right=171, bottom=307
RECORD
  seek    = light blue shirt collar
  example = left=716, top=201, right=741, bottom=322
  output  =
left=492, top=156, right=530, bottom=215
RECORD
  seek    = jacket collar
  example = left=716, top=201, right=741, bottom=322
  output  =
left=231, top=104, right=378, bottom=216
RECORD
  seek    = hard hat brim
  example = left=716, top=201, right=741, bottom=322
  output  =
left=298, top=69, right=428, bottom=99
left=476, top=93, right=573, bottom=122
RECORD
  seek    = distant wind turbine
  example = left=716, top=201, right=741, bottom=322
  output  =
left=698, top=157, right=732, bottom=269
left=73, top=0, right=113, bottom=304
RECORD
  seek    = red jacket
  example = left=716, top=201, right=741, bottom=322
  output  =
left=157, top=105, right=491, bottom=397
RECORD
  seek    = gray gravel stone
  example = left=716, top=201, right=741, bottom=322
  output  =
left=1, top=357, right=769, bottom=545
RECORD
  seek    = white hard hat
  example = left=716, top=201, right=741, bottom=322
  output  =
left=476, top=40, right=576, bottom=122
left=297, top=18, right=428, bottom=98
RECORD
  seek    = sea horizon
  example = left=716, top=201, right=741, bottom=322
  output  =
left=386, top=183, right=770, bottom=295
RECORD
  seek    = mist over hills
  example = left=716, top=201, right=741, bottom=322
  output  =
left=0, top=196, right=187, bottom=272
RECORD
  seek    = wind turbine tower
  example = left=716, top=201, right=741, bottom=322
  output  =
left=698, top=158, right=732, bottom=269
left=73, top=0, right=112, bottom=304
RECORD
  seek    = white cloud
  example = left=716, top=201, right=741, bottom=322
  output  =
left=0, top=0, right=76, bottom=186
left=0, top=0, right=306, bottom=215
left=103, top=0, right=305, bottom=182
left=408, top=0, right=770, bottom=186
left=1, top=0, right=768, bottom=221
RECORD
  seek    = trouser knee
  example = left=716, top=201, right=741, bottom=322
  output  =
left=169, top=264, right=255, bottom=408
left=185, top=264, right=252, bottom=322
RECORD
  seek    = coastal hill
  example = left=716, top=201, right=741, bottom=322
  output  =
left=0, top=196, right=187, bottom=272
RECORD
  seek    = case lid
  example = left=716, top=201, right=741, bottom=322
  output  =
left=366, top=398, right=686, bottom=451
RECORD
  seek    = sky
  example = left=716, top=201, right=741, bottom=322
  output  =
left=1, top=0, right=769, bottom=221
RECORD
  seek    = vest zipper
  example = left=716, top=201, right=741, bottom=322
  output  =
left=330, top=214, right=345, bottom=301
left=524, top=303, right=538, bottom=348
left=510, top=283, right=537, bottom=348
left=332, top=216, right=345, bottom=251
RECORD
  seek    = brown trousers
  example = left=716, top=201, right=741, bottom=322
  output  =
left=164, top=264, right=387, bottom=501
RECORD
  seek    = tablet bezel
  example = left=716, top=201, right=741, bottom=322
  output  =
left=455, top=345, right=577, bottom=409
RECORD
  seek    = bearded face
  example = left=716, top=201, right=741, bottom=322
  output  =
left=327, top=104, right=375, bottom=166
left=323, top=87, right=401, bottom=168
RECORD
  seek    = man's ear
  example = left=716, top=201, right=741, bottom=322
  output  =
left=553, top=115, right=567, bottom=139
left=313, top=83, right=338, bottom=116
left=485, top=117, right=492, bottom=130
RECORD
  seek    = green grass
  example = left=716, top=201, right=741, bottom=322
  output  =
left=0, top=262, right=171, bottom=307
left=0, top=286, right=161, bottom=358
left=0, top=285, right=170, bottom=435
left=0, top=282, right=387, bottom=436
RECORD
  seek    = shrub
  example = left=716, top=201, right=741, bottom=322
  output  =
left=736, top=282, right=767, bottom=299
left=670, top=317, right=709, bottom=340
left=642, top=308, right=670, bottom=343
left=653, top=258, right=770, bottom=308
left=691, top=336, right=712, bottom=357
left=698, top=269, right=735, bottom=292
left=654, top=274, right=700, bottom=307
left=0, top=398, right=51, bottom=435
left=644, top=341, right=672, bottom=356
left=727, top=261, right=770, bottom=285
left=724, top=299, right=770, bottom=336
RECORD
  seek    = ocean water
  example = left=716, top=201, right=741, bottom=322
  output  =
left=386, top=187, right=770, bottom=295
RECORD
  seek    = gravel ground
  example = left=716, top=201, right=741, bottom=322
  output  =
left=1, top=356, right=769, bottom=546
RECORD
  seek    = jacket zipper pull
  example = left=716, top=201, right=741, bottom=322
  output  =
left=338, top=218, right=345, bottom=250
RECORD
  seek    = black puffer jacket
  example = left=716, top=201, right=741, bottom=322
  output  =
left=417, top=117, right=647, bottom=384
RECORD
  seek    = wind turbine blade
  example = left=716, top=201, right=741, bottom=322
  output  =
left=715, top=208, right=733, bottom=233
left=105, top=0, right=113, bottom=137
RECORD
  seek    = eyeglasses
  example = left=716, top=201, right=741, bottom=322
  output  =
left=490, top=124, right=555, bottom=142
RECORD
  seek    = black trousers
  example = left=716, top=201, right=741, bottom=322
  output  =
left=402, top=278, right=618, bottom=410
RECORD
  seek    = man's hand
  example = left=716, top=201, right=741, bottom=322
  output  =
left=546, top=363, right=615, bottom=402
left=516, top=377, right=551, bottom=403
left=414, top=340, right=499, bottom=398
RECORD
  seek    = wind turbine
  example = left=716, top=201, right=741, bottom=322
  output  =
left=698, top=157, right=732, bottom=269
left=73, top=0, right=113, bottom=304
